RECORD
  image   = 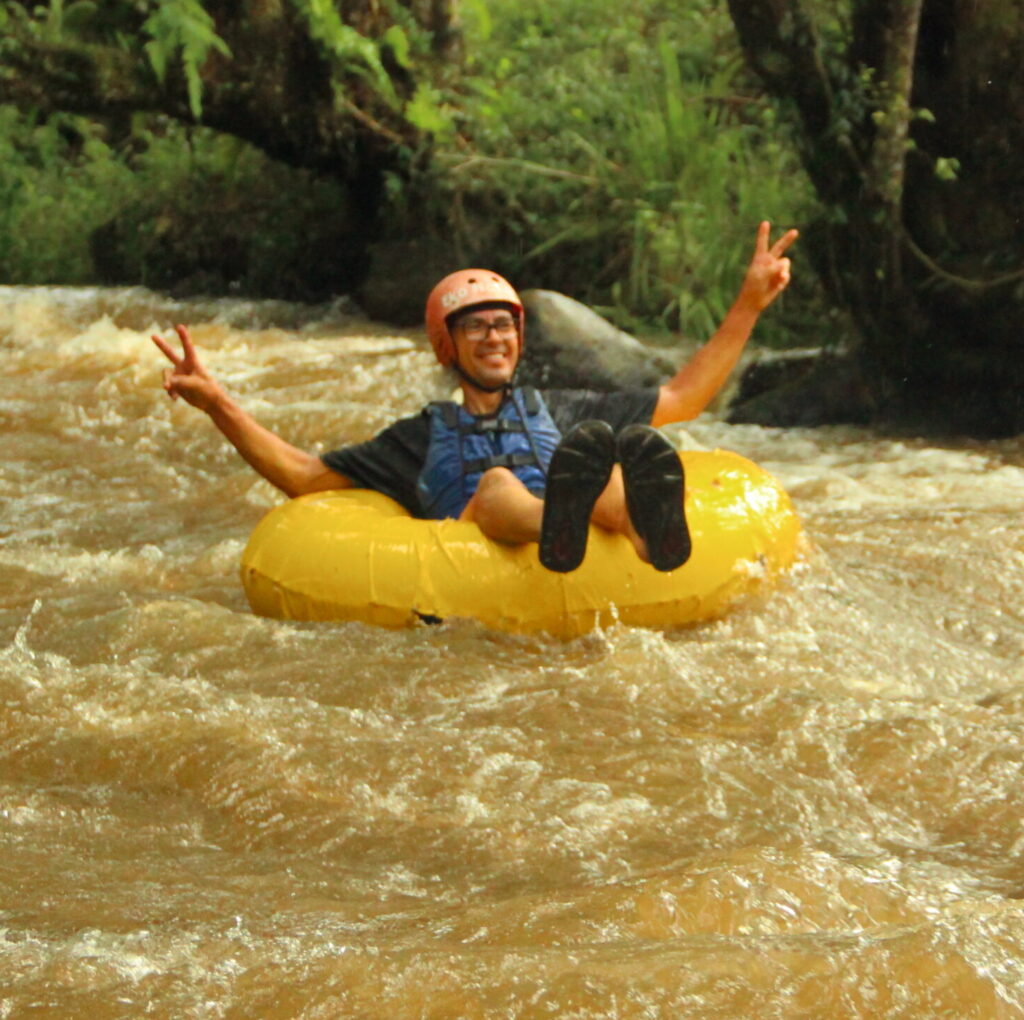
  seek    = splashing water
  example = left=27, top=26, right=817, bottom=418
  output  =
left=2, top=285, right=1024, bottom=1018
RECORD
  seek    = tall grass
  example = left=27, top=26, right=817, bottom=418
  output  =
left=445, top=0, right=821, bottom=343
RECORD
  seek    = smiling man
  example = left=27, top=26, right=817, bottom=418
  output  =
left=153, top=221, right=797, bottom=573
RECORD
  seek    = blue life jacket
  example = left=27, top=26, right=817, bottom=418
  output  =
left=417, top=387, right=562, bottom=520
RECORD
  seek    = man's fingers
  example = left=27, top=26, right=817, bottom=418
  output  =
left=174, top=324, right=198, bottom=364
left=769, top=228, right=799, bottom=258
left=153, top=323, right=201, bottom=372
left=755, top=220, right=771, bottom=255
left=151, top=333, right=182, bottom=367
left=161, top=367, right=179, bottom=399
left=754, top=223, right=799, bottom=259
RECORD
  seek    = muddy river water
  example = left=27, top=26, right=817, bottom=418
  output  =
left=3, top=285, right=1024, bottom=1017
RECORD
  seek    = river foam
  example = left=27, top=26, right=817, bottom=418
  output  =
left=2, top=286, right=1023, bottom=1018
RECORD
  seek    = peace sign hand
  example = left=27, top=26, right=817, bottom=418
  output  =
left=739, top=221, right=799, bottom=313
left=151, top=324, right=224, bottom=414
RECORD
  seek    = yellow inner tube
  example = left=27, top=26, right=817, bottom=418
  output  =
left=241, top=449, right=802, bottom=638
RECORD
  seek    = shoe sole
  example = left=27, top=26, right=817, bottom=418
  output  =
left=618, top=424, right=691, bottom=572
left=539, top=420, right=616, bottom=572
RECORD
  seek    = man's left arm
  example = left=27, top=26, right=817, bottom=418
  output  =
left=652, top=221, right=798, bottom=427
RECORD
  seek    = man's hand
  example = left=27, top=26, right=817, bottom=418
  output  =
left=151, top=324, right=224, bottom=414
left=651, top=221, right=799, bottom=425
left=737, top=221, right=799, bottom=313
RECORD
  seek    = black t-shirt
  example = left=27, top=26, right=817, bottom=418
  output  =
left=321, top=387, right=659, bottom=517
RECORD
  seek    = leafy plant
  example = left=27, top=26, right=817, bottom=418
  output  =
left=0, top=0, right=828, bottom=346
left=143, top=0, right=231, bottom=119
left=0, top=109, right=136, bottom=283
left=436, top=0, right=820, bottom=342
left=290, top=0, right=398, bottom=106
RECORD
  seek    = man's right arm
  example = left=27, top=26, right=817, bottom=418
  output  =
left=652, top=221, right=798, bottom=426
left=152, top=324, right=352, bottom=498
left=203, top=391, right=353, bottom=497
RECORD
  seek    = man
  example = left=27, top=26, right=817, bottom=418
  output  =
left=153, top=220, right=797, bottom=573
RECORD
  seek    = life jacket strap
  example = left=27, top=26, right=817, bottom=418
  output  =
left=470, top=418, right=526, bottom=434
left=520, top=387, right=541, bottom=414
left=462, top=451, right=537, bottom=475
left=436, top=397, right=538, bottom=434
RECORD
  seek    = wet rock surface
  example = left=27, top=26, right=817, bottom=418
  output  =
left=517, top=289, right=673, bottom=390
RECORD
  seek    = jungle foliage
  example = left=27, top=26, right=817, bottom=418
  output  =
left=443, top=0, right=821, bottom=341
left=1, top=0, right=1022, bottom=430
left=0, top=108, right=365, bottom=296
left=728, top=0, right=1024, bottom=430
left=0, top=0, right=819, bottom=339
left=0, top=0, right=454, bottom=297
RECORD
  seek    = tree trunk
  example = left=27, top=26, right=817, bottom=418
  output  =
left=727, top=0, right=1024, bottom=434
left=0, top=0, right=457, bottom=227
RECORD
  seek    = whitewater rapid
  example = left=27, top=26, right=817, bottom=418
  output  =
left=2, top=285, right=1024, bottom=1018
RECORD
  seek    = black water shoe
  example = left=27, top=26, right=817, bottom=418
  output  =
left=539, top=420, right=616, bottom=573
left=617, top=424, right=691, bottom=572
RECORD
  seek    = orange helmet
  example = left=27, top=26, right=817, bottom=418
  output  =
left=425, top=269, right=524, bottom=367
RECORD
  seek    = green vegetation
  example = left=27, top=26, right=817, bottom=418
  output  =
left=442, top=0, right=820, bottom=341
left=143, top=0, right=232, bottom=119
left=0, top=107, right=132, bottom=285
left=0, top=110, right=357, bottom=298
left=0, top=0, right=821, bottom=342
left=14, top=0, right=1021, bottom=430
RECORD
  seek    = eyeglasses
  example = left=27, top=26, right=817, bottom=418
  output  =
left=454, top=316, right=519, bottom=341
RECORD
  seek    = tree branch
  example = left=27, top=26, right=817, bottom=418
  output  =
left=0, top=1, right=426, bottom=180
left=865, top=0, right=925, bottom=288
left=724, top=0, right=833, bottom=137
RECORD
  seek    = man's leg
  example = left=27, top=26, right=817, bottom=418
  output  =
left=544, top=423, right=690, bottom=572
left=459, top=467, right=544, bottom=544
left=461, top=425, right=686, bottom=572
left=590, top=465, right=650, bottom=562
left=462, top=464, right=649, bottom=556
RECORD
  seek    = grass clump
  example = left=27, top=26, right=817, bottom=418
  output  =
left=440, top=0, right=823, bottom=344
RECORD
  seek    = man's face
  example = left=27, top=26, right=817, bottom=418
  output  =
left=451, top=306, right=520, bottom=389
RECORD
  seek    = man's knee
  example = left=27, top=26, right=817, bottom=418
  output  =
left=473, top=467, right=519, bottom=510
left=470, top=467, right=538, bottom=532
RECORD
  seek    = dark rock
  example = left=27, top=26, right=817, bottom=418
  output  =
left=730, top=348, right=821, bottom=406
left=517, top=289, right=673, bottom=390
left=728, top=349, right=876, bottom=427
